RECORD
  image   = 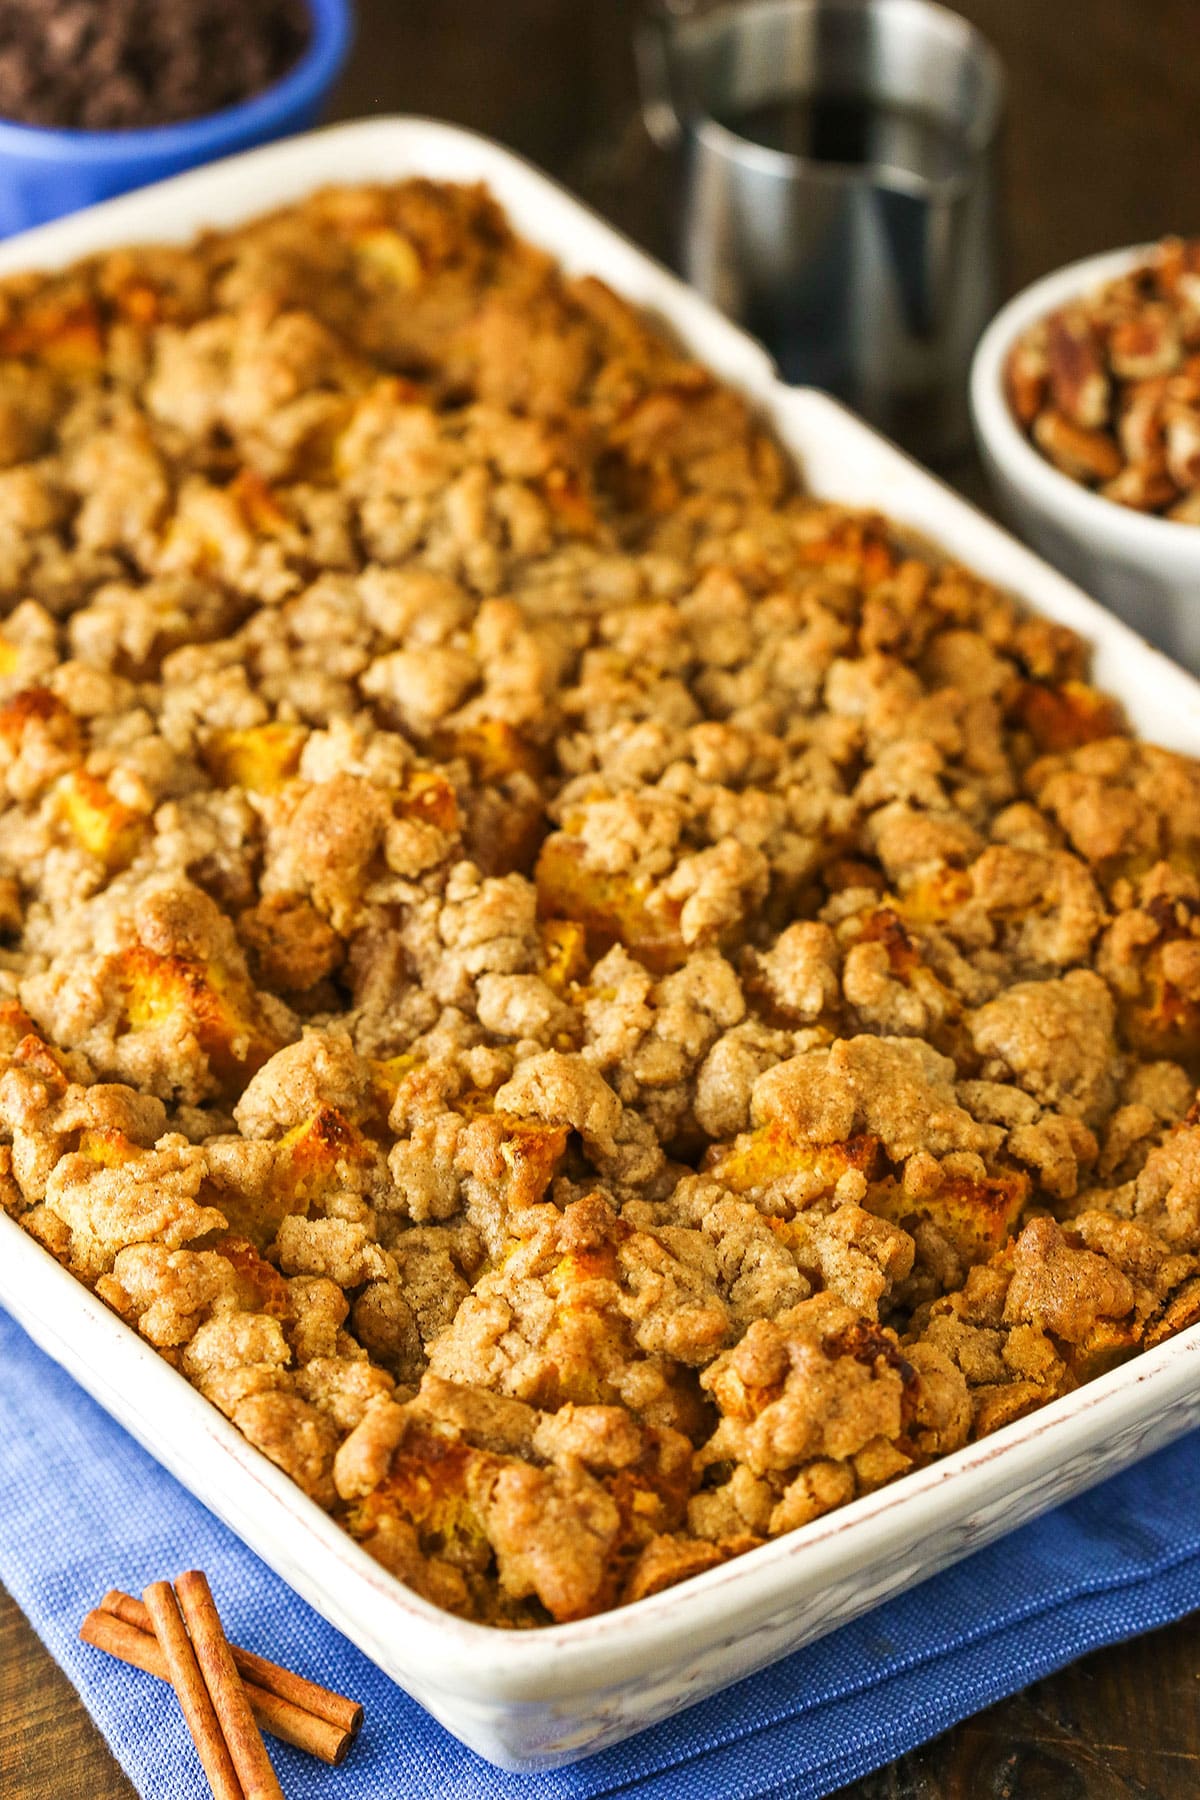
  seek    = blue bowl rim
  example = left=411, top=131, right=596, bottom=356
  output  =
left=0, top=0, right=353, bottom=162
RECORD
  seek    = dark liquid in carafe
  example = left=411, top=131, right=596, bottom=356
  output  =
left=713, top=94, right=969, bottom=186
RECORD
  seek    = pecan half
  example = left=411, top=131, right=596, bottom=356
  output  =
left=1117, top=377, right=1168, bottom=463
left=1101, top=456, right=1178, bottom=512
left=1004, top=331, right=1049, bottom=427
left=1108, top=305, right=1181, bottom=381
left=1164, top=404, right=1200, bottom=489
left=1046, top=309, right=1110, bottom=428
left=1033, top=410, right=1123, bottom=484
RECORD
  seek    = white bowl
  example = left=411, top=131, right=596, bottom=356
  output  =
left=970, top=244, right=1200, bottom=671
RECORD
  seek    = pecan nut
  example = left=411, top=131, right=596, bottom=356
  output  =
left=1046, top=309, right=1110, bottom=428
left=1007, top=237, right=1200, bottom=521
left=1032, top=410, right=1123, bottom=484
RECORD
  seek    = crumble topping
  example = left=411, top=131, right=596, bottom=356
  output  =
left=2, top=179, right=1200, bottom=1627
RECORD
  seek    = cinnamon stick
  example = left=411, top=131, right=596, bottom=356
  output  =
left=175, top=1570, right=284, bottom=1800
left=142, top=1579, right=243, bottom=1800
left=99, top=1589, right=362, bottom=1739
left=79, top=1609, right=352, bottom=1766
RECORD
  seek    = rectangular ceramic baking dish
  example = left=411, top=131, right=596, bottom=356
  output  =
left=3, top=118, right=1200, bottom=1774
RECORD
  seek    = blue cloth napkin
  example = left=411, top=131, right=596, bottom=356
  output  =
left=3, top=1302, right=1199, bottom=1800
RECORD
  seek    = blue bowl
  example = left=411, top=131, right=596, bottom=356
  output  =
left=0, top=0, right=354, bottom=237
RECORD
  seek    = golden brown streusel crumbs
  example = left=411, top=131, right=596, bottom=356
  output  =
left=4, top=179, right=1200, bottom=1626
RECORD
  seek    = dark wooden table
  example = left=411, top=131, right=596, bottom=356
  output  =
left=5, top=2, right=1200, bottom=1794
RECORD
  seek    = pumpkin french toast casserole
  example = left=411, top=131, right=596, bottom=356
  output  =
left=3, top=180, right=1200, bottom=1628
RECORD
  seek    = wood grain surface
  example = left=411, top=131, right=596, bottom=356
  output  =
left=4, top=1, right=1200, bottom=1794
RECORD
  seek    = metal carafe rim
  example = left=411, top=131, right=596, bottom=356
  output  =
left=639, top=0, right=1005, bottom=198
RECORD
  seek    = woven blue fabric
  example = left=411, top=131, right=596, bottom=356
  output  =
left=2, top=1303, right=1197, bottom=1800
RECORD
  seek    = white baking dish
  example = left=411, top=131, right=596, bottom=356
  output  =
left=3, top=118, right=1200, bottom=1774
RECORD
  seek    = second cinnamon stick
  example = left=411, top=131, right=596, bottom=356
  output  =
left=175, top=1569, right=284, bottom=1800
left=143, top=1579, right=242, bottom=1800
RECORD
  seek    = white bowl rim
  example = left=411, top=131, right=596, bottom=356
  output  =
left=970, top=240, right=1200, bottom=559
